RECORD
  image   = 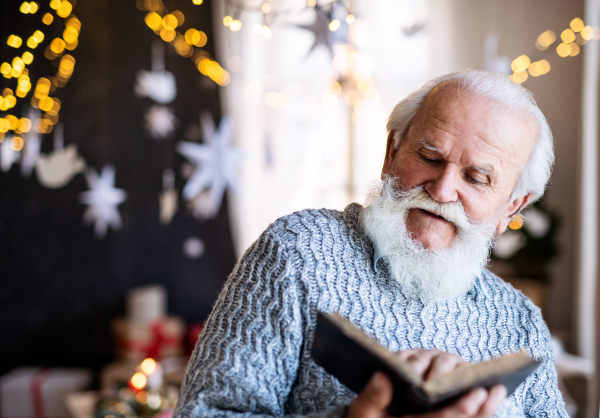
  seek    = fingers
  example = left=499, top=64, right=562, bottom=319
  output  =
left=346, top=372, right=394, bottom=418
left=396, top=348, right=466, bottom=381
left=474, top=385, right=507, bottom=418
left=424, top=385, right=507, bottom=418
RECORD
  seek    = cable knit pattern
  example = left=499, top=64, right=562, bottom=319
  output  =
left=175, top=204, right=567, bottom=418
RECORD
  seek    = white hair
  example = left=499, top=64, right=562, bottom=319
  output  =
left=386, top=70, right=554, bottom=203
left=362, top=177, right=497, bottom=301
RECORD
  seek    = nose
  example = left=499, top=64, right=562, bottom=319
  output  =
left=424, top=165, right=459, bottom=203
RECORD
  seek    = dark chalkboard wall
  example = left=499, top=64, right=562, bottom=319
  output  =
left=0, top=0, right=237, bottom=375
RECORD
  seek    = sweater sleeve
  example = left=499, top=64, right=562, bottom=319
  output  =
left=173, top=229, right=346, bottom=418
left=511, top=299, right=568, bottom=418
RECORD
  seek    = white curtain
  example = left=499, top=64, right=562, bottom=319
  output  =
left=213, top=0, right=456, bottom=256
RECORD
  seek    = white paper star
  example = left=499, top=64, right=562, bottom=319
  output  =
left=144, top=105, right=177, bottom=140
left=1, top=134, right=19, bottom=172
left=79, top=164, right=128, bottom=238
left=177, top=114, right=242, bottom=220
left=135, top=41, right=177, bottom=104
left=21, top=108, right=42, bottom=177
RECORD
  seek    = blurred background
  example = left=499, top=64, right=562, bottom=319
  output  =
left=0, top=0, right=598, bottom=416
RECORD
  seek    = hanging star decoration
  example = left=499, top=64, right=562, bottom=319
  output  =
left=144, top=105, right=177, bottom=140
left=296, top=6, right=333, bottom=56
left=177, top=113, right=242, bottom=220
left=295, top=4, right=349, bottom=57
left=135, top=41, right=177, bottom=104
left=79, top=164, right=128, bottom=238
left=21, top=107, right=42, bottom=178
left=1, top=134, right=19, bottom=172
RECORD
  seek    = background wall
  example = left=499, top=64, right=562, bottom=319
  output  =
left=448, top=0, right=585, bottom=347
left=0, top=0, right=237, bottom=375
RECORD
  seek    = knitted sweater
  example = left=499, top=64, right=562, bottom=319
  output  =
left=175, top=204, right=567, bottom=418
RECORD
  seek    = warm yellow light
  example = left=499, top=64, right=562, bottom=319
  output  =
left=145, top=12, right=163, bottom=31
left=329, top=19, right=340, bottom=31
left=229, top=20, right=242, bottom=31
left=130, top=373, right=147, bottom=390
left=581, top=25, right=594, bottom=41
left=39, top=96, right=54, bottom=112
left=50, top=38, right=65, bottom=54
left=22, top=52, right=34, bottom=65
left=185, top=28, right=200, bottom=45
left=528, top=61, right=541, bottom=77
left=0, top=119, right=7, bottom=133
left=11, top=136, right=24, bottom=152
left=172, top=10, right=185, bottom=26
left=8, top=35, right=23, bottom=48
left=6, top=115, right=19, bottom=130
left=1, top=63, right=11, bottom=75
left=18, top=118, right=31, bottom=133
left=196, top=31, right=207, bottom=47
left=33, top=30, right=44, bottom=43
left=510, top=71, right=528, bottom=85
left=262, top=26, right=272, bottom=39
left=569, top=42, right=580, bottom=56
left=193, top=0, right=203, bottom=4
left=21, top=2, right=31, bottom=13
left=223, top=15, right=233, bottom=27
left=27, top=37, right=38, bottom=49
left=262, top=3, right=271, bottom=13
left=162, top=14, right=178, bottom=30
left=63, top=27, right=78, bottom=43
left=12, top=57, right=25, bottom=73
left=561, top=29, right=576, bottom=43
left=511, top=55, right=531, bottom=73
left=159, top=28, right=176, bottom=42
left=66, top=16, right=81, bottom=31
left=570, top=18, right=585, bottom=33
left=59, top=55, right=75, bottom=75
left=29, top=2, right=38, bottom=13
left=508, top=215, right=523, bottom=230
left=346, top=14, right=355, bottom=24
left=140, top=358, right=157, bottom=375
left=538, top=59, right=550, bottom=75
left=307, top=0, right=316, bottom=6
left=56, top=0, right=72, bottom=18
left=42, top=12, right=54, bottom=24
left=556, top=42, right=571, bottom=57
left=50, top=0, right=61, bottom=10
left=537, top=30, right=556, bottom=48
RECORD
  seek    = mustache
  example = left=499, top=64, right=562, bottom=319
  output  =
left=378, top=182, right=475, bottom=231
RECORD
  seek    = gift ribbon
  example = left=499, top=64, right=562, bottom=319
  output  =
left=31, top=368, right=50, bottom=418
left=119, top=320, right=181, bottom=359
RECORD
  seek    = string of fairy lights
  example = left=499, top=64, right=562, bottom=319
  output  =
left=0, top=0, right=80, bottom=151
left=137, top=0, right=230, bottom=86
left=510, top=17, right=600, bottom=85
left=220, top=0, right=353, bottom=40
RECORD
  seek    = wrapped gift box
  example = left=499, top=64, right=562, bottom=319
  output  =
left=112, top=317, right=185, bottom=361
left=0, top=368, right=91, bottom=418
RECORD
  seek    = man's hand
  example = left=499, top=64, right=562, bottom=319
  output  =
left=346, top=349, right=507, bottom=418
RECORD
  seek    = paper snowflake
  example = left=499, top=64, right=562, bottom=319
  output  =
left=144, top=105, right=177, bottom=140
left=79, top=164, right=128, bottom=238
left=177, top=114, right=242, bottom=220
left=135, top=41, right=177, bottom=104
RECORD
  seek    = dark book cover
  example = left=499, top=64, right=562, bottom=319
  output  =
left=311, top=312, right=541, bottom=415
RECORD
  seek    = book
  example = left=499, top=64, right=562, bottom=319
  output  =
left=310, top=312, right=541, bottom=415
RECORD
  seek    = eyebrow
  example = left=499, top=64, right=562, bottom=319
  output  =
left=416, top=138, right=497, bottom=179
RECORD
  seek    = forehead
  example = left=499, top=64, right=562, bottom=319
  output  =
left=410, top=84, right=537, bottom=167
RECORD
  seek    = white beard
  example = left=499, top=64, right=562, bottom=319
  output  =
left=361, top=177, right=497, bottom=301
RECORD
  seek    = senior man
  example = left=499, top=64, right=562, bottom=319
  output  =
left=175, top=71, right=566, bottom=418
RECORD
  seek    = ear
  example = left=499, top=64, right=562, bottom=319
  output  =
left=496, top=193, right=532, bottom=234
left=381, top=130, right=399, bottom=179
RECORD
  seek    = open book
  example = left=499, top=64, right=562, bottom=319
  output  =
left=311, top=312, right=541, bottom=415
